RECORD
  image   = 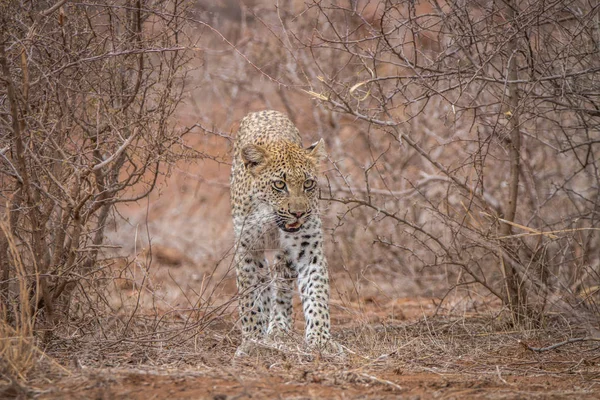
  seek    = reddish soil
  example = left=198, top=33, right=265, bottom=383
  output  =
left=34, top=368, right=597, bottom=400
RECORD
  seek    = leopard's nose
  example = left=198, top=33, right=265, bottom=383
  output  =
left=291, top=211, right=305, bottom=219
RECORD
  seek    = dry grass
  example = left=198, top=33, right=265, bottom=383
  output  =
left=0, top=221, right=35, bottom=383
left=0, top=321, right=35, bottom=383
left=0, top=222, right=69, bottom=392
left=22, top=293, right=600, bottom=398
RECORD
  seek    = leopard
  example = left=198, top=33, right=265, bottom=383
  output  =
left=230, top=110, right=339, bottom=355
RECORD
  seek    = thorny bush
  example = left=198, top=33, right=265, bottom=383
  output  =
left=0, top=0, right=193, bottom=345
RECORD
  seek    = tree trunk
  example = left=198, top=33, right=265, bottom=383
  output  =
left=499, top=0, right=527, bottom=323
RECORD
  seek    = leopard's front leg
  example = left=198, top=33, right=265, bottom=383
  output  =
left=280, top=219, right=333, bottom=347
left=233, top=219, right=271, bottom=341
left=235, top=250, right=271, bottom=339
left=298, top=251, right=332, bottom=346
left=267, top=251, right=297, bottom=336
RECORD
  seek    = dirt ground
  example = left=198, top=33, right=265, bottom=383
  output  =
left=32, top=368, right=598, bottom=400
left=9, top=297, right=599, bottom=400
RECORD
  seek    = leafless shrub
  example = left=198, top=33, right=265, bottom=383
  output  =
left=0, top=0, right=194, bottom=340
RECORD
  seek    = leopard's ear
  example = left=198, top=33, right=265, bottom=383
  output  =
left=306, top=139, right=327, bottom=162
left=241, top=143, right=269, bottom=173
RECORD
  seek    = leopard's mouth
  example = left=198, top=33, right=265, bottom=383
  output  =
left=283, top=221, right=303, bottom=232
left=276, top=219, right=304, bottom=233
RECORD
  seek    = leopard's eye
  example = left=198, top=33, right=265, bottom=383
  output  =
left=303, top=179, right=316, bottom=191
left=272, top=180, right=287, bottom=191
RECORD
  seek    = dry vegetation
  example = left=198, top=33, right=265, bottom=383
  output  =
left=1, top=0, right=600, bottom=398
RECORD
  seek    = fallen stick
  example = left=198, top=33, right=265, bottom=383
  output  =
left=519, top=337, right=600, bottom=353
left=358, top=373, right=403, bottom=391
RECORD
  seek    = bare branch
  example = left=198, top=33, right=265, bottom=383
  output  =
left=92, top=128, right=140, bottom=172
left=40, top=0, right=69, bottom=17
left=520, top=337, right=600, bottom=353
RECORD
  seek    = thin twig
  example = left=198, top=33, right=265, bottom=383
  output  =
left=520, top=337, right=600, bottom=353
left=40, top=0, right=69, bottom=17
left=92, top=128, right=139, bottom=171
left=358, top=373, right=403, bottom=391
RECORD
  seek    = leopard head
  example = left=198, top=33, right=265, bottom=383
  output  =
left=242, top=139, right=326, bottom=232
